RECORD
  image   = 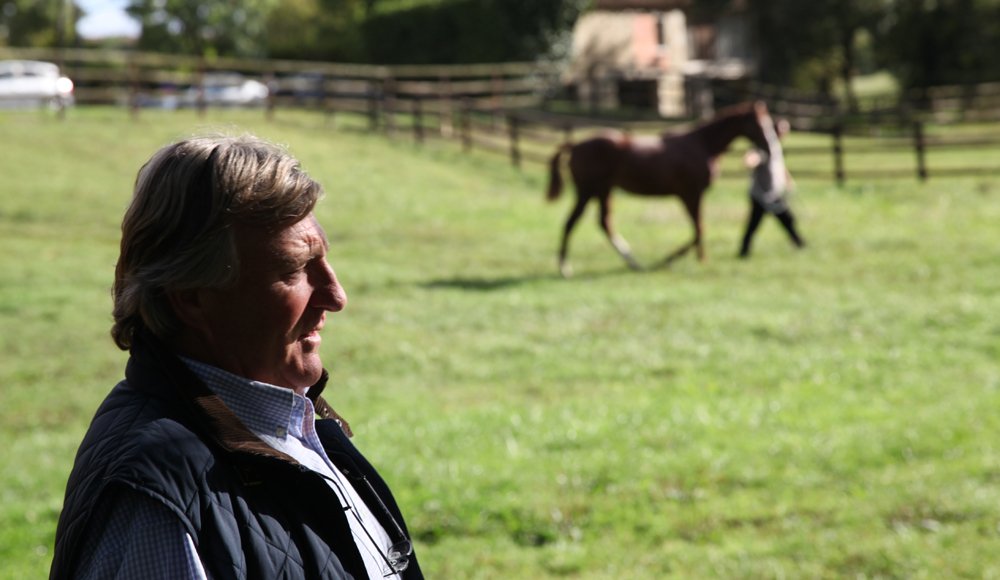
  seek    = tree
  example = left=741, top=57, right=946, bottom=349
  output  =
left=741, top=0, right=888, bottom=109
left=264, top=0, right=367, bottom=61
left=361, top=0, right=589, bottom=65
left=126, top=0, right=276, bottom=58
left=740, top=0, right=1000, bottom=100
left=264, top=0, right=587, bottom=64
left=879, top=0, right=1000, bottom=90
left=0, top=0, right=80, bottom=48
left=831, top=0, right=885, bottom=110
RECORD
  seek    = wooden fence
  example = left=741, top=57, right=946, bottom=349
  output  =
left=3, top=47, right=1000, bottom=183
left=371, top=103, right=1000, bottom=185
left=0, top=46, right=558, bottom=119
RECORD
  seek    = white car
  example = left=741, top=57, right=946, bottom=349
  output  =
left=0, top=60, right=75, bottom=108
left=180, top=72, right=269, bottom=107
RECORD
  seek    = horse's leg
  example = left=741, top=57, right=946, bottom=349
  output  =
left=660, top=240, right=694, bottom=267
left=558, top=194, right=591, bottom=278
left=660, top=192, right=704, bottom=266
left=598, top=194, right=642, bottom=271
left=690, top=194, right=706, bottom=262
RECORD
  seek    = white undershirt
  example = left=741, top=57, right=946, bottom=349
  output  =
left=183, top=358, right=400, bottom=579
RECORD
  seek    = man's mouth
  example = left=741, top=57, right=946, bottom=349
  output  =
left=300, top=316, right=325, bottom=340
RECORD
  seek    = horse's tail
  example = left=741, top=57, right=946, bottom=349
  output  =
left=546, top=143, right=572, bottom=202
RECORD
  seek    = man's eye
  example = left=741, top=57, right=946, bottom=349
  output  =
left=282, top=267, right=305, bottom=280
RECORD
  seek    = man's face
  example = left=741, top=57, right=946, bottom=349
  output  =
left=195, top=215, right=347, bottom=392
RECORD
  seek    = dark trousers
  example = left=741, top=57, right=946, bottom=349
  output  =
left=739, top=196, right=805, bottom=257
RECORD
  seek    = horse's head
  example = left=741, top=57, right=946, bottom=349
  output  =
left=743, top=100, right=779, bottom=155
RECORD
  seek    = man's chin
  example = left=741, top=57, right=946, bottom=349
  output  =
left=282, top=358, right=324, bottom=392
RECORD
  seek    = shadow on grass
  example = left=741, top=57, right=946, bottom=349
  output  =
left=419, top=266, right=641, bottom=291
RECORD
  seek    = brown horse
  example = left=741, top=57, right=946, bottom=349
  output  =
left=546, top=101, right=777, bottom=277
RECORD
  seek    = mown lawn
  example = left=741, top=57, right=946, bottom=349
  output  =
left=1, top=107, right=998, bottom=578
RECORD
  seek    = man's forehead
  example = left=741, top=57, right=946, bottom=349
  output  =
left=236, top=215, right=329, bottom=255
left=284, top=215, right=328, bottom=245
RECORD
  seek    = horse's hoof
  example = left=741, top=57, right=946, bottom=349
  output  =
left=559, top=263, right=573, bottom=278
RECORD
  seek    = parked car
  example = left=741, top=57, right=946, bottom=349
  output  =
left=275, top=71, right=326, bottom=101
left=179, top=72, right=269, bottom=107
left=132, top=84, right=182, bottom=110
left=0, top=60, right=75, bottom=109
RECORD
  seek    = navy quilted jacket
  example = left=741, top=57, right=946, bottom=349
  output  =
left=50, top=331, right=423, bottom=579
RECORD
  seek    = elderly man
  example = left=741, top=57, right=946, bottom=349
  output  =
left=51, top=135, right=422, bottom=579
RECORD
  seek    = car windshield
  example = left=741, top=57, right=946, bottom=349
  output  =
left=0, top=61, right=59, bottom=78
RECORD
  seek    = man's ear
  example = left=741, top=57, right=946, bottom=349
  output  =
left=166, top=288, right=211, bottom=333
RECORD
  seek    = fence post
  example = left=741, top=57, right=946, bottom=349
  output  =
left=832, top=123, right=845, bottom=186
left=265, top=71, right=276, bottom=121
left=367, top=79, right=380, bottom=131
left=196, top=61, right=207, bottom=118
left=55, top=47, right=67, bottom=121
left=491, top=73, right=503, bottom=129
left=508, top=113, right=520, bottom=168
left=128, top=54, right=139, bottom=121
left=323, top=73, right=336, bottom=128
left=461, top=98, right=472, bottom=152
left=563, top=123, right=573, bottom=145
left=440, top=73, right=453, bottom=138
left=913, top=120, right=928, bottom=181
left=413, top=98, right=424, bottom=144
left=383, top=77, right=396, bottom=138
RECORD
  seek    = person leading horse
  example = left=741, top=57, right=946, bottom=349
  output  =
left=546, top=101, right=776, bottom=277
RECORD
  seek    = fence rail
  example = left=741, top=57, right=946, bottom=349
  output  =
left=0, top=46, right=558, bottom=118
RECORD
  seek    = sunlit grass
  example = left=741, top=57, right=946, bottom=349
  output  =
left=1, top=107, right=998, bottom=578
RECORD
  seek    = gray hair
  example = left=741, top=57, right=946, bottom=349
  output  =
left=111, top=135, right=322, bottom=350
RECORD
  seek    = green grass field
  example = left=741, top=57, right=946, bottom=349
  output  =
left=1, top=107, right=998, bottom=578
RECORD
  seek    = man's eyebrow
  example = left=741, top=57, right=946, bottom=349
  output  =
left=272, top=242, right=311, bottom=264
left=311, top=232, right=329, bottom=255
left=316, top=225, right=330, bottom=250
left=284, top=236, right=327, bottom=265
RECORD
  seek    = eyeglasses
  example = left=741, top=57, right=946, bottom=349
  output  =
left=383, top=538, right=413, bottom=576
left=338, top=463, right=413, bottom=576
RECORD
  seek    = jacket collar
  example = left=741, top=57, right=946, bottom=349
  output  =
left=126, top=330, right=351, bottom=462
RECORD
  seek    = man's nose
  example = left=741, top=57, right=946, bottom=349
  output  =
left=311, top=260, right=347, bottom=312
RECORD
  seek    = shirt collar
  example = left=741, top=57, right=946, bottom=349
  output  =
left=181, top=357, right=310, bottom=439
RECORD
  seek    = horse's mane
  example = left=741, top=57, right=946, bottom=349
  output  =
left=660, top=102, right=759, bottom=139
left=681, top=101, right=766, bottom=156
